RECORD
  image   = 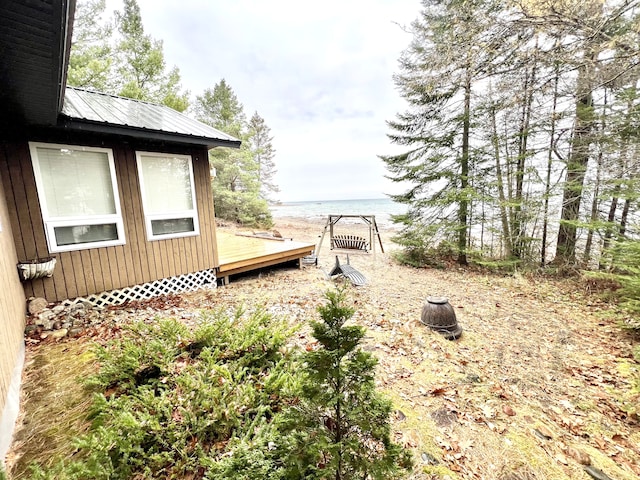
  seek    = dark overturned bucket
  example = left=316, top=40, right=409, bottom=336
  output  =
left=421, top=296, right=462, bottom=340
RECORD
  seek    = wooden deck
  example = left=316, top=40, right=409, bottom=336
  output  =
left=216, top=231, right=315, bottom=284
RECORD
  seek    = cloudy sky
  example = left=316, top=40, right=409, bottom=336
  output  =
left=107, top=0, right=422, bottom=202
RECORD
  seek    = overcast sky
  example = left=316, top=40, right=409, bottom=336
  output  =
left=107, top=0, right=422, bottom=202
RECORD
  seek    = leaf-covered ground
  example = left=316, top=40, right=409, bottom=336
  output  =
left=7, top=218, right=640, bottom=479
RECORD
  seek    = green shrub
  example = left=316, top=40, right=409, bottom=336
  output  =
left=592, top=240, right=640, bottom=330
left=591, top=240, right=640, bottom=405
left=283, top=288, right=413, bottom=479
left=29, top=309, right=300, bottom=479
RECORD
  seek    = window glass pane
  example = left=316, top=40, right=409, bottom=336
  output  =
left=36, top=147, right=116, bottom=217
left=151, top=218, right=195, bottom=236
left=54, top=224, right=118, bottom=246
left=140, top=155, right=193, bottom=214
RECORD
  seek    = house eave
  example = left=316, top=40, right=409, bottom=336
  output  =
left=0, top=0, right=75, bottom=127
left=57, top=117, right=242, bottom=150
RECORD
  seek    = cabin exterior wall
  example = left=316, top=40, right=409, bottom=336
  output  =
left=0, top=161, right=26, bottom=415
left=0, top=132, right=218, bottom=303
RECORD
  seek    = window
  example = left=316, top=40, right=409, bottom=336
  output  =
left=136, top=152, right=199, bottom=240
left=29, top=142, right=125, bottom=253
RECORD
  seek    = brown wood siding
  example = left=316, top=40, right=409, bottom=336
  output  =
left=0, top=139, right=218, bottom=303
left=0, top=150, right=26, bottom=413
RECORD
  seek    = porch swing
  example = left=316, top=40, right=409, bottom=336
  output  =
left=315, top=215, right=385, bottom=257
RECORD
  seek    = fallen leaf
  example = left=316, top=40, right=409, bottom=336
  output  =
left=534, top=426, right=553, bottom=440
left=565, top=446, right=591, bottom=465
left=502, top=405, right=516, bottom=416
left=594, top=436, right=608, bottom=449
left=429, top=387, right=448, bottom=396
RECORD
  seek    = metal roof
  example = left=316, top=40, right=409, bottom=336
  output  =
left=60, top=87, right=241, bottom=149
left=0, top=0, right=75, bottom=127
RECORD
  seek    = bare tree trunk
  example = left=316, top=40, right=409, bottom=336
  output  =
left=554, top=52, right=596, bottom=265
left=619, top=197, right=631, bottom=238
left=541, top=64, right=560, bottom=267
left=582, top=154, right=602, bottom=266
left=513, top=45, right=537, bottom=259
left=489, top=86, right=512, bottom=258
left=458, top=72, right=471, bottom=266
left=583, top=90, right=607, bottom=267
left=599, top=193, right=619, bottom=270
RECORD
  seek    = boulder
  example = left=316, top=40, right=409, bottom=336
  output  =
left=27, top=297, right=48, bottom=315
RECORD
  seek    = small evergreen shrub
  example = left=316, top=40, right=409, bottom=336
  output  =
left=590, top=240, right=640, bottom=407
left=28, top=310, right=300, bottom=479
left=284, top=288, right=413, bottom=479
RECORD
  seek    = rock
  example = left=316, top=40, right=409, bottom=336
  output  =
left=52, top=305, right=66, bottom=314
left=68, top=327, right=84, bottom=337
left=431, top=407, right=457, bottom=427
left=36, top=310, right=55, bottom=329
left=72, top=317, right=86, bottom=327
left=73, top=300, right=93, bottom=310
left=24, top=325, right=38, bottom=336
left=51, top=328, right=68, bottom=339
left=28, top=297, right=48, bottom=315
left=465, top=373, right=482, bottom=383
left=421, top=452, right=439, bottom=465
left=52, top=321, right=62, bottom=330
left=584, top=466, right=613, bottom=480
left=41, top=319, right=54, bottom=330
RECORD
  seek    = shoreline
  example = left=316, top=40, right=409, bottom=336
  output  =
left=264, top=216, right=399, bottom=251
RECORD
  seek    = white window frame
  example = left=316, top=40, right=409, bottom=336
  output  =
left=135, top=151, right=200, bottom=241
left=29, top=142, right=126, bottom=253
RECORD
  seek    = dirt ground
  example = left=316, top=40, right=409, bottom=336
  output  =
left=7, top=217, right=640, bottom=479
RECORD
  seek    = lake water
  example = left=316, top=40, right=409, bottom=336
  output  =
left=270, top=198, right=406, bottom=227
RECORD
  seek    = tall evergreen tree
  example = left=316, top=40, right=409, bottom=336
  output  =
left=381, top=0, right=506, bottom=265
left=384, top=0, right=640, bottom=269
left=115, top=0, right=189, bottom=111
left=248, top=112, right=279, bottom=202
left=195, top=80, right=273, bottom=227
left=68, top=0, right=189, bottom=111
left=67, top=0, right=114, bottom=91
left=195, top=79, right=245, bottom=135
left=514, top=0, right=640, bottom=265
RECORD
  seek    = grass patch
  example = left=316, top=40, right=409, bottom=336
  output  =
left=8, top=341, right=96, bottom=478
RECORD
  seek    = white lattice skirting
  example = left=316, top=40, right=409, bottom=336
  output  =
left=61, top=269, right=217, bottom=308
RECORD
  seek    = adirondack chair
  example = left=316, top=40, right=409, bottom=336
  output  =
left=328, top=255, right=366, bottom=286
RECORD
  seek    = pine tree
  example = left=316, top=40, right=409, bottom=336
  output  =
left=68, top=0, right=189, bottom=111
left=195, top=79, right=246, bottom=136
left=381, top=0, right=511, bottom=266
left=248, top=112, right=279, bottom=202
left=285, top=288, right=412, bottom=479
left=115, top=0, right=189, bottom=111
left=67, top=0, right=114, bottom=91
left=195, top=80, right=273, bottom=227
